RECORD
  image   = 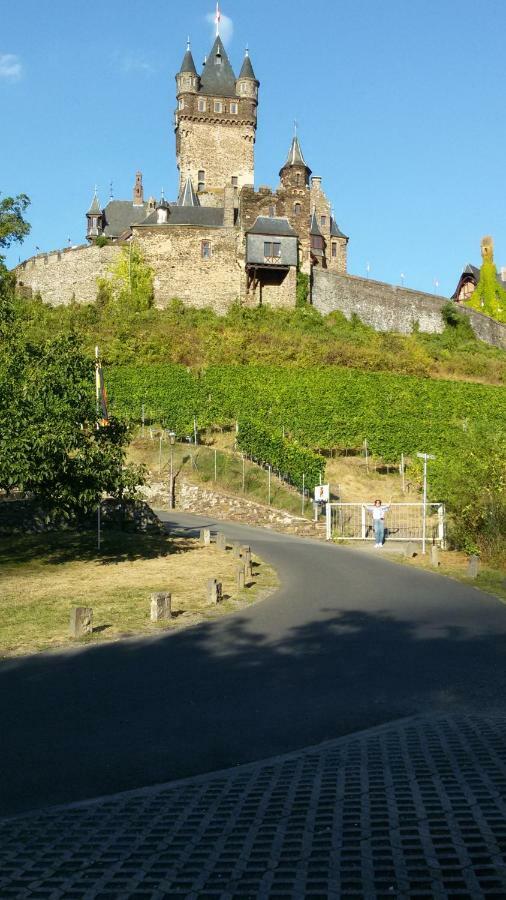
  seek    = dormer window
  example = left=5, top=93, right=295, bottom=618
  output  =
left=214, top=100, right=223, bottom=113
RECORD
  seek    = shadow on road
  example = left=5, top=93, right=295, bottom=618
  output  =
left=2, top=597, right=506, bottom=817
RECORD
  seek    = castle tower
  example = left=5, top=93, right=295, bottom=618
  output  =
left=279, top=135, right=312, bottom=189
left=86, top=188, right=103, bottom=241
left=175, top=36, right=259, bottom=206
left=133, top=171, right=144, bottom=206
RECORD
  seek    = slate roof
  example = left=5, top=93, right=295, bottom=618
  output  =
left=247, top=216, right=297, bottom=237
left=200, top=37, right=237, bottom=98
left=178, top=177, right=200, bottom=207
left=239, top=51, right=257, bottom=81
left=451, top=262, right=506, bottom=298
left=283, top=135, right=309, bottom=169
left=137, top=206, right=225, bottom=228
left=102, top=201, right=151, bottom=237
left=179, top=46, right=197, bottom=75
left=309, top=210, right=323, bottom=236
left=330, top=217, right=348, bottom=240
left=87, top=191, right=101, bottom=216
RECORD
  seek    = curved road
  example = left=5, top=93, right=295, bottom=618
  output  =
left=1, top=512, right=506, bottom=817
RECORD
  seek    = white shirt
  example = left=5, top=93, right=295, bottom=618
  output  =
left=366, top=504, right=390, bottom=521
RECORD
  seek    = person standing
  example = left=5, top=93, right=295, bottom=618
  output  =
left=366, top=499, right=390, bottom=547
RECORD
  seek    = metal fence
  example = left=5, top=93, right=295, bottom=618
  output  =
left=326, top=502, right=446, bottom=546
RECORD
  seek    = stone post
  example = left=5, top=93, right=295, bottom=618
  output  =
left=430, top=545, right=439, bottom=568
left=200, top=528, right=211, bottom=546
left=207, top=579, right=223, bottom=604
left=150, top=592, right=172, bottom=622
left=404, top=542, right=418, bottom=558
left=216, top=532, right=226, bottom=551
left=232, top=541, right=241, bottom=558
left=70, top=607, right=93, bottom=638
left=467, top=555, right=480, bottom=579
left=244, top=560, right=253, bottom=582
left=236, top=565, right=245, bottom=590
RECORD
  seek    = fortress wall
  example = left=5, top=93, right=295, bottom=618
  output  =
left=312, top=270, right=506, bottom=350
left=135, top=226, right=242, bottom=312
left=14, top=243, right=123, bottom=306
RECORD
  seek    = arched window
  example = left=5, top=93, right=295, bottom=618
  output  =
left=294, top=202, right=301, bottom=215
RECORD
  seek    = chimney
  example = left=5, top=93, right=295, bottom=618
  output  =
left=133, top=171, right=144, bottom=207
left=223, top=185, right=235, bottom=227
left=311, top=176, right=322, bottom=191
left=501, top=266, right=506, bottom=283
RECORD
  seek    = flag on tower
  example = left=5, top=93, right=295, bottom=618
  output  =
left=215, top=1, right=221, bottom=36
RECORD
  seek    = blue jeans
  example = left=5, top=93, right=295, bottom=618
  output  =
left=374, top=520, right=385, bottom=544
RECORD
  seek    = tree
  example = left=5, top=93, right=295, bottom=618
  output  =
left=97, top=243, right=154, bottom=312
left=0, top=331, right=145, bottom=515
left=0, top=193, right=31, bottom=254
left=466, top=258, right=506, bottom=324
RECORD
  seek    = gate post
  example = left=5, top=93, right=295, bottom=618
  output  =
left=361, top=504, right=366, bottom=540
left=438, top=504, right=446, bottom=549
left=326, top=503, right=332, bottom=541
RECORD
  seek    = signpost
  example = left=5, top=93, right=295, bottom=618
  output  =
left=314, top=484, right=330, bottom=503
left=416, top=452, right=436, bottom=554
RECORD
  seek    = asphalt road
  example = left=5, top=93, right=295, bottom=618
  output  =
left=2, top=512, right=506, bottom=818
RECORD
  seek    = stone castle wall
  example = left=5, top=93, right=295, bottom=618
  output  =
left=312, top=270, right=506, bottom=349
left=176, top=119, right=255, bottom=203
left=14, top=243, right=123, bottom=305
left=135, top=226, right=242, bottom=311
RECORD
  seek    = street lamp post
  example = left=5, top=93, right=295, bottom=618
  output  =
left=416, top=452, right=436, bottom=554
left=168, top=431, right=176, bottom=509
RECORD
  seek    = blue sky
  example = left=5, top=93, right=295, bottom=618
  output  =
left=2, top=0, right=506, bottom=295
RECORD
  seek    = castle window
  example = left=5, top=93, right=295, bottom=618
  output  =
left=296, top=173, right=301, bottom=186
left=198, top=170, right=205, bottom=191
left=264, top=241, right=281, bottom=259
left=332, top=242, right=337, bottom=258
left=201, top=240, right=212, bottom=259
left=178, top=99, right=185, bottom=110
left=230, top=102, right=238, bottom=114
left=321, top=215, right=327, bottom=227
left=198, top=99, right=206, bottom=112
left=214, top=100, right=223, bottom=113
left=231, top=176, right=239, bottom=187
left=294, top=202, right=301, bottom=215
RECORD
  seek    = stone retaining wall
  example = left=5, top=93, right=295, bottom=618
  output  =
left=312, top=270, right=506, bottom=349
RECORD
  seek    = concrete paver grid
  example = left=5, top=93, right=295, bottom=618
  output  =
left=2, top=712, right=506, bottom=898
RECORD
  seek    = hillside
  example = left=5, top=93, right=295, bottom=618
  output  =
left=18, top=295, right=506, bottom=385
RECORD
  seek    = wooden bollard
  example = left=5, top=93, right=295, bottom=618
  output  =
left=70, top=607, right=93, bottom=638
left=232, top=541, right=241, bottom=558
left=200, top=528, right=211, bottom=546
left=467, top=555, right=480, bottom=579
left=150, top=592, right=172, bottom=622
left=236, top=565, right=245, bottom=590
left=216, top=532, right=226, bottom=551
left=207, top=579, right=223, bottom=604
left=430, top=545, right=439, bottom=568
left=244, top=561, right=253, bottom=582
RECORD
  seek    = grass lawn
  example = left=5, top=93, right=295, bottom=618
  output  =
left=0, top=529, right=278, bottom=658
left=399, top=549, right=506, bottom=603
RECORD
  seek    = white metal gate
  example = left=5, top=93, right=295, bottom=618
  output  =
left=326, top=502, right=446, bottom=545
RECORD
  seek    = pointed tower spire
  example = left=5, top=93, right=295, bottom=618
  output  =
left=178, top=176, right=200, bottom=207
left=179, top=39, right=197, bottom=75
left=200, top=36, right=236, bottom=97
left=239, top=46, right=257, bottom=80
left=87, top=187, right=101, bottom=215
left=279, top=132, right=312, bottom=185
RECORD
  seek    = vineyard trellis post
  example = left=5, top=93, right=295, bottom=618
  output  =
left=417, top=452, right=436, bottom=554
left=268, top=465, right=271, bottom=506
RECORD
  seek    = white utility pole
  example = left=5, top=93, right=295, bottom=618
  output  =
left=416, top=452, right=436, bottom=554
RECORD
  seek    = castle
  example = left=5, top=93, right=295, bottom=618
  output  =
left=16, top=27, right=348, bottom=311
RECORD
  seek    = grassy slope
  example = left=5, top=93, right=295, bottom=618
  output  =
left=17, top=296, right=506, bottom=385
left=0, top=530, right=278, bottom=657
